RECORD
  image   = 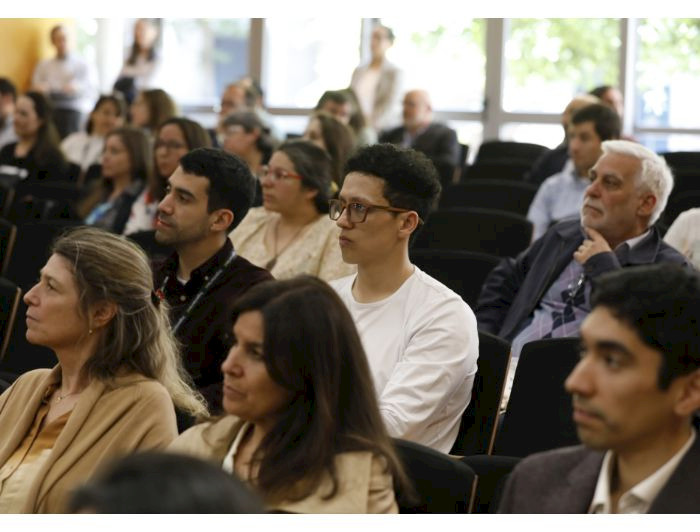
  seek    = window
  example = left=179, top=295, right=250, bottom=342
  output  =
left=503, top=19, right=621, bottom=114
left=160, top=19, right=250, bottom=107
left=380, top=18, right=486, bottom=112
left=263, top=18, right=361, bottom=109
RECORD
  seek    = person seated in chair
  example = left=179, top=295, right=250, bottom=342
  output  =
left=499, top=264, right=700, bottom=513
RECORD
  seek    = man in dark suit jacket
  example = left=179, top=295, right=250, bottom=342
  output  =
left=379, top=89, right=460, bottom=186
left=499, top=264, right=700, bottom=513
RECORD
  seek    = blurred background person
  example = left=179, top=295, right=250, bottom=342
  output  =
left=60, top=94, right=127, bottom=181
left=315, top=88, right=377, bottom=146
left=0, top=91, right=69, bottom=182
left=31, top=24, right=97, bottom=139
left=350, top=24, right=403, bottom=132
left=79, top=126, right=150, bottom=233
left=169, top=276, right=410, bottom=513
left=221, top=111, right=276, bottom=179
left=0, top=227, right=206, bottom=513
left=664, top=207, right=700, bottom=269
left=0, top=77, right=17, bottom=148
left=114, top=19, right=161, bottom=103
left=124, top=117, right=211, bottom=235
left=68, top=452, right=263, bottom=513
left=302, top=111, right=355, bottom=188
left=129, top=88, right=177, bottom=138
left=230, top=140, right=354, bottom=281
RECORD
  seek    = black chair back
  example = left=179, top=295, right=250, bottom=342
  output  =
left=450, top=331, right=512, bottom=456
left=662, top=190, right=700, bottom=227
left=440, top=179, right=538, bottom=215
left=492, top=337, right=581, bottom=458
left=0, top=277, right=21, bottom=361
left=127, top=230, right=174, bottom=264
left=393, top=438, right=477, bottom=513
left=475, top=141, right=550, bottom=165
left=410, top=249, right=500, bottom=308
left=462, top=161, right=533, bottom=182
left=412, top=208, right=533, bottom=258
left=8, top=181, right=81, bottom=222
left=459, top=455, right=521, bottom=513
left=0, top=218, right=17, bottom=277
left=0, top=180, right=15, bottom=218
left=661, top=151, right=700, bottom=174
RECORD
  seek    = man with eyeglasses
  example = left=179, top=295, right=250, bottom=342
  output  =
left=329, top=143, right=478, bottom=453
left=152, top=148, right=272, bottom=417
left=477, top=141, right=689, bottom=368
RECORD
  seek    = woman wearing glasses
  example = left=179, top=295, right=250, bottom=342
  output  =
left=123, top=117, right=211, bottom=235
left=230, top=140, right=354, bottom=281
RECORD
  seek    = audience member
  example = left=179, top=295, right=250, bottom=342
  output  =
left=153, top=147, right=272, bottom=411
left=129, top=88, right=177, bottom=136
left=590, top=85, right=624, bottom=121
left=303, top=111, right=356, bottom=187
left=61, top=94, right=127, bottom=177
left=477, top=140, right=688, bottom=361
left=525, top=94, right=600, bottom=185
left=0, top=91, right=69, bottom=182
left=68, top=451, right=264, bottom=513
left=169, top=276, right=410, bottom=513
left=329, top=143, right=478, bottom=453
left=124, top=117, right=211, bottom=235
left=350, top=24, right=403, bottom=131
left=499, top=264, right=700, bottom=513
left=527, top=103, right=621, bottom=240
left=231, top=140, right=354, bottom=281
left=115, top=19, right=162, bottom=100
left=79, top=126, right=150, bottom=233
left=315, top=89, right=377, bottom=146
left=215, top=79, right=281, bottom=147
left=379, top=89, right=460, bottom=186
left=0, top=77, right=17, bottom=148
left=31, top=24, right=97, bottom=139
left=221, top=110, right=276, bottom=178
left=0, top=227, right=206, bottom=513
left=664, top=207, right=700, bottom=269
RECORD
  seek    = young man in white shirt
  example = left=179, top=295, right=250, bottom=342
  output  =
left=329, top=143, right=478, bottom=453
left=499, top=264, right=700, bottom=513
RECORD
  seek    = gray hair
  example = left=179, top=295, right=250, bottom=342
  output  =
left=600, top=140, right=674, bottom=225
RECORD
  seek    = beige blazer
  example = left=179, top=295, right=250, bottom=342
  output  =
left=0, top=366, right=178, bottom=513
left=169, top=416, right=398, bottom=513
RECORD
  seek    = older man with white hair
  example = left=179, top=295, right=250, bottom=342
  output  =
left=477, top=140, right=690, bottom=358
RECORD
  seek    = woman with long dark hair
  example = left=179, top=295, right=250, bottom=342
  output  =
left=169, top=276, right=409, bottom=512
left=0, top=91, right=69, bottom=182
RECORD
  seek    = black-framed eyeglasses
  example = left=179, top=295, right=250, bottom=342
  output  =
left=328, top=199, right=423, bottom=224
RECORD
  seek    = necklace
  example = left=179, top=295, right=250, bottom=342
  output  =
left=265, top=219, right=306, bottom=270
left=55, top=390, right=82, bottom=402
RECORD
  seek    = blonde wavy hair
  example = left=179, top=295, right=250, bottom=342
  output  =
left=52, top=226, right=207, bottom=417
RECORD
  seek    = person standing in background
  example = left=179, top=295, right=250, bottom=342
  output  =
left=31, top=24, right=97, bottom=139
left=350, top=25, right=403, bottom=133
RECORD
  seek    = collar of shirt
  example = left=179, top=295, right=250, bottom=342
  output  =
left=589, top=428, right=697, bottom=513
left=401, top=124, right=430, bottom=147
left=162, top=238, right=235, bottom=290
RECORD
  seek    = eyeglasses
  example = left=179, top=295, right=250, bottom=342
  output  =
left=260, top=165, right=303, bottom=182
left=154, top=140, right=187, bottom=152
left=328, top=199, right=422, bottom=224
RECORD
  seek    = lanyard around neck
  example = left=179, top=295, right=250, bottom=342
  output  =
left=159, top=248, right=237, bottom=335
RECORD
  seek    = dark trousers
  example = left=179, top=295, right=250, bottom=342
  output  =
left=52, top=108, right=83, bottom=139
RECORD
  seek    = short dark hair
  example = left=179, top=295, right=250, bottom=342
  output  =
left=343, top=143, right=442, bottom=221
left=591, top=264, right=700, bottom=390
left=276, top=140, right=334, bottom=214
left=228, top=275, right=411, bottom=504
left=589, top=85, right=614, bottom=99
left=571, top=103, right=621, bottom=141
left=67, top=451, right=264, bottom=513
left=0, top=77, right=17, bottom=100
left=179, top=147, right=256, bottom=232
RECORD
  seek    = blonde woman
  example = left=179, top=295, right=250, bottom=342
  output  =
left=0, top=227, right=206, bottom=513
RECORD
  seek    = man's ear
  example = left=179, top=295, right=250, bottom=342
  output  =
left=397, top=211, right=421, bottom=239
left=210, top=208, right=234, bottom=232
left=674, top=368, right=700, bottom=417
left=637, top=192, right=657, bottom=218
left=90, top=300, right=118, bottom=330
